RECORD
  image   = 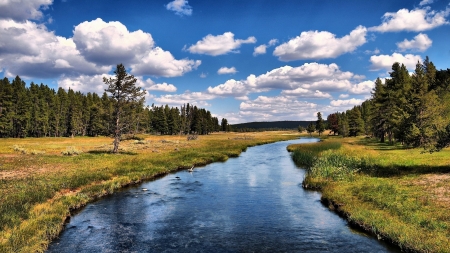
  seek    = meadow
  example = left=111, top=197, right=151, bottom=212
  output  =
left=289, top=135, right=450, bottom=253
left=0, top=132, right=301, bottom=252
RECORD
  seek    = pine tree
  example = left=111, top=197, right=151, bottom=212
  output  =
left=104, top=64, right=146, bottom=153
left=316, top=112, right=325, bottom=136
left=306, top=122, right=316, bottom=136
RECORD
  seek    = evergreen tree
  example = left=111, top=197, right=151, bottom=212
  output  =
left=306, top=122, right=316, bottom=136
left=104, top=64, right=146, bottom=153
left=316, top=112, right=325, bottom=136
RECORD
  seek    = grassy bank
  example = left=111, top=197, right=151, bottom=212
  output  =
left=0, top=131, right=301, bottom=252
left=289, top=137, right=450, bottom=252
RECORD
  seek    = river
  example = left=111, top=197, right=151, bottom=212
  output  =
left=47, top=138, right=400, bottom=252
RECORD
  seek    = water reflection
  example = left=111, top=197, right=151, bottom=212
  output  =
left=48, top=138, right=399, bottom=253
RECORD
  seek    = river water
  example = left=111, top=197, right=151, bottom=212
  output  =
left=47, top=138, right=400, bottom=252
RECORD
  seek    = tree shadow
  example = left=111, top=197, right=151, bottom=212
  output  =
left=87, top=150, right=138, bottom=155
left=363, top=164, right=450, bottom=178
left=355, top=138, right=407, bottom=151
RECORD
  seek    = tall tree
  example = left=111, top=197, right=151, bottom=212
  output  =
left=104, top=64, right=146, bottom=153
left=306, top=122, right=316, bottom=136
left=316, top=112, right=325, bottom=136
left=327, top=113, right=339, bottom=135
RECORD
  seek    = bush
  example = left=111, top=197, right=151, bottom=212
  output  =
left=12, top=145, right=28, bottom=154
left=61, top=146, right=82, bottom=156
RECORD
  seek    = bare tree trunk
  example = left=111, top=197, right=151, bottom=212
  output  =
left=113, top=115, right=120, bottom=153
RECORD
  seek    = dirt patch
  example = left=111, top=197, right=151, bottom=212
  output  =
left=409, top=174, right=450, bottom=208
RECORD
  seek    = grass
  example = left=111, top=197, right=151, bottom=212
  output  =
left=0, top=131, right=301, bottom=252
left=288, top=136, right=450, bottom=253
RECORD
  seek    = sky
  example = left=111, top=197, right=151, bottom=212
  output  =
left=0, top=0, right=449, bottom=123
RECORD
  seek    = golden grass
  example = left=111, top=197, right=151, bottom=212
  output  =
left=0, top=131, right=301, bottom=252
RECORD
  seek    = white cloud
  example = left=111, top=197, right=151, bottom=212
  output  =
left=0, top=19, right=109, bottom=79
left=339, top=94, right=349, bottom=99
left=268, top=39, right=278, bottom=46
left=186, top=32, right=256, bottom=56
left=253, top=39, right=278, bottom=56
left=207, top=79, right=247, bottom=97
left=370, top=53, right=422, bottom=71
left=369, top=8, right=449, bottom=32
left=217, top=66, right=237, bottom=75
left=281, top=88, right=332, bottom=99
left=131, top=47, right=201, bottom=77
left=166, top=0, right=192, bottom=16
left=253, top=45, right=267, bottom=56
left=419, top=0, right=434, bottom=6
left=239, top=96, right=319, bottom=121
left=141, top=79, right=177, bottom=92
left=273, top=26, right=367, bottom=61
left=0, top=18, right=200, bottom=79
left=153, top=91, right=216, bottom=107
left=330, top=98, right=365, bottom=107
left=349, top=80, right=374, bottom=94
left=200, top=72, right=207, bottom=78
left=364, top=48, right=380, bottom=55
left=58, top=74, right=112, bottom=95
left=206, top=62, right=357, bottom=99
left=0, top=0, right=52, bottom=21
left=72, top=18, right=155, bottom=66
left=397, top=33, right=432, bottom=52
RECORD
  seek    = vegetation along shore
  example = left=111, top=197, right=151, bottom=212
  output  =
left=0, top=132, right=301, bottom=252
left=288, top=136, right=450, bottom=253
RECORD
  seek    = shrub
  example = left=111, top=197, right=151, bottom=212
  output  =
left=61, top=146, right=82, bottom=156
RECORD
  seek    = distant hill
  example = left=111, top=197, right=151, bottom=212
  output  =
left=231, top=121, right=313, bottom=130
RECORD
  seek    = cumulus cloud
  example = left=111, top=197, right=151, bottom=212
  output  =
left=131, top=47, right=201, bottom=77
left=253, top=45, right=267, bottom=56
left=166, top=0, right=192, bottom=16
left=207, top=79, right=247, bottom=97
left=397, top=33, right=432, bottom=52
left=370, top=53, right=422, bottom=71
left=153, top=91, right=216, bottom=107
left=207, top=62, right=356, bottom=99
left=185, top=32, right=256, bottom=56
left=369, top=7, right=449, bottom=32
left=0, top=17, right=201, bottom=81
left=0, top=0, right=52, bottom=21
left=141, top=79, right=177, bottom=92
left=0, top=19, right=110, bottom=79
left=273, top=26, right=367, bottom=61
left=217, top=66, right=237, bottom=75
left=72, top=18, right=155, bottom=66
left=58, top=74, right=113, bottom=95
left=239, top=96, right=319, bottom=121
left=281, top=88, right=332, bottom=99
left=339, top=94, right=350, bottom=99
left=253, top=39, right=278, bottom=56
left=330, top=98, right=365, bottom=107
left=348, top=80, right=374, bottom=94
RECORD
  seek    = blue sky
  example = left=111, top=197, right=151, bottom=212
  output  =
left=0, top=0, right=449, bottom=123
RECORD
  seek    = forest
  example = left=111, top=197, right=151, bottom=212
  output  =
left=0, top=75, right=227, bottom=138
left=324, top=57, right=450, bottom=150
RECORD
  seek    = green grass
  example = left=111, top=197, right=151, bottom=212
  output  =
left=0, top=131, right=301, bottom=252
left=289, top=136, right=450, bottom=252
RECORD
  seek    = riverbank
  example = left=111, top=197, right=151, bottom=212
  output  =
left=0, top=132, right=301, bottom=252
left=288, top=136, right=450, bottom=253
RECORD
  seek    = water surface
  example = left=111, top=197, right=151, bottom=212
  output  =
left=48, top=138, right=399, bottom=252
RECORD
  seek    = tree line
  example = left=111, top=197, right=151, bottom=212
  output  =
left=321, top=57, right=450, bottom=150
left=0, top=75, right=227, bottom=138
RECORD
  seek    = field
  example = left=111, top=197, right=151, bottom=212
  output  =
left=0, top=132, right=301, bottom=252
left=289, top=136, right=450, bottom=253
